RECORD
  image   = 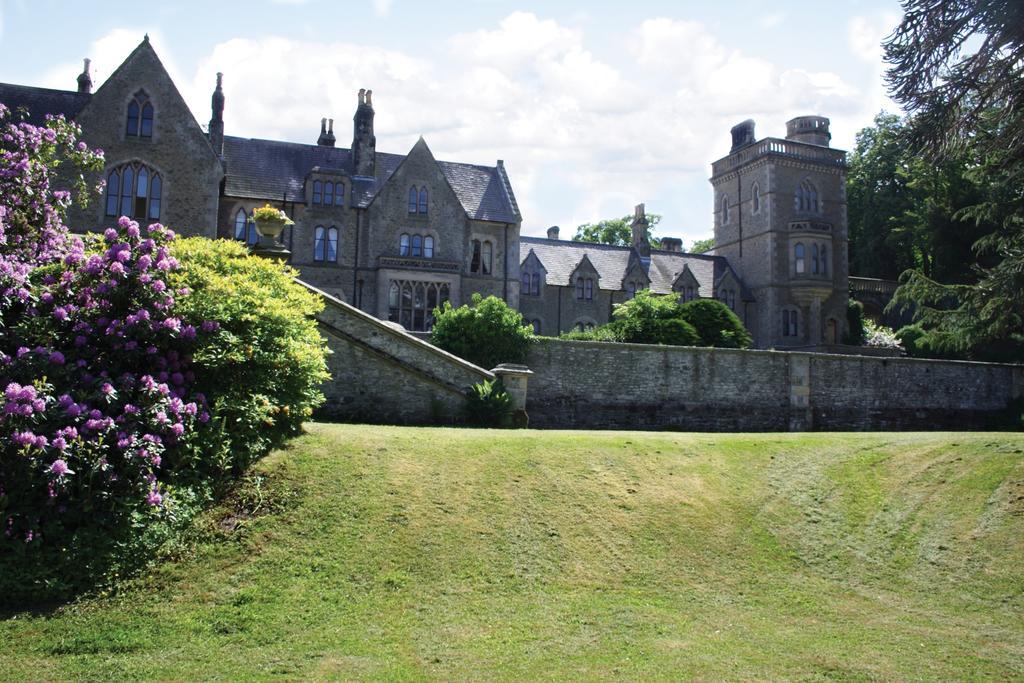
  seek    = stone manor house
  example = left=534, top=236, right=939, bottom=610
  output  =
left=0, top=37, right=850, bottom=349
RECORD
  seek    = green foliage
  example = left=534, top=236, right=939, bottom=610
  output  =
left=430, top=294, right=533, bottom=370
left=843, top=299, right=867, bottom=346
left=465, top=379, right=513, bottom=427
left=679, top=298, right=752, bottom=348
left=169, top=237, right=330, bottom=477
left=689, top=237, right=715, bottom=254
left=558, top=325, right=621, bottom=342
left=609, top=290, right=698, bottom=346
left=573, top=214, right=663, bottom=248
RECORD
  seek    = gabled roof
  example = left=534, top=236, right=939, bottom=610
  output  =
left=0, top=84, right=90, bottom=126
left=521, top=236, right=754, bottom=300
left=222, top=135, right=520, bottom=222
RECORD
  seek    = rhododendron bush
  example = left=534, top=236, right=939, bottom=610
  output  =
left=0, top=104, right=328, bottom=605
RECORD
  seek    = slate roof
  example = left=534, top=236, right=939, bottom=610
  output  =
left=0, top=84, right=90, bottom=126
left=520, top=236, right=754, bottom=300
left=222, top=136, right=520, bottom=223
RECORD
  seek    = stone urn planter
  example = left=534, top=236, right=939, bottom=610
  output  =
left=251, top=204, right=293, bottom=261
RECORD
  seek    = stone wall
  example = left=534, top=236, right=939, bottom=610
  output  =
left=525, top=338, right=1023, bottom=431
left=302, top=280, right=492, bottom=424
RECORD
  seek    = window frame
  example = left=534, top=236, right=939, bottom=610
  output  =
left=794, top=242, right=806, bottom=274
left=314, top=225, right=327, bottom=261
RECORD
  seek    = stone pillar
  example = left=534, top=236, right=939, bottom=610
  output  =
left=491, top=363, right=533, bottom=428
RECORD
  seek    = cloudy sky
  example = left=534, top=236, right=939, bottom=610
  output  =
left=0, top=0, right=902, bottom=246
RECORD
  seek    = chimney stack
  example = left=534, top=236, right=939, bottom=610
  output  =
left=77, top=58, right=92, bottom=94
left=631, top=203, right=651, bottom=258
left=547, top=226, right=560, bottom=240
left=352, top=88, right=376, bottom=176
left=208, top=72, right=225, bottom=157
left=661, top=237, right=682, bottom=252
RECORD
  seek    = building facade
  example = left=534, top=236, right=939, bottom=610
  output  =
left=0, top=37, right=850, bottom=349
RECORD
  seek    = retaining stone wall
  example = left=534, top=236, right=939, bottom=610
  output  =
left=525, top=338, right=1023, bottom=431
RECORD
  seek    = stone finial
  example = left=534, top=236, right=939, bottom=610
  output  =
left=210, top=72, right=225, bottom=121
left=358, top=88, right=366, bottom=105
left=547, top=226, right=560, bottom=240
left=365, top=89, right=373, bottom=107
left=77, top=58, right=92, bottom=94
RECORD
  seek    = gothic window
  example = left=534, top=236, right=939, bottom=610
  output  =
left=232, top=208, right=257, bottom=245
left=314, top=226, right=326, bottom=261
left=812, top=244, right=820, bottom=274
left=752, top=182, right=760, bottom=214
left=411, top=234, right=423, bottom=258
left=721, top=195, right=729, bottom=224
left=104, top=162, right=162, bottom=221
left=323, top=181, right=334, bottom=206
left=576, top=278, right=584, bottom=299
left=470, top=240, right=481, bottom=273
left=313, top=180, right=322, bottom=205
left=126, top=91, right=153, bottom=138
left=719, top=288, right=736, bottom=310
left=482, top=241, right=493, bottom=275
left=424, top=236, right=434, bottom=258
left=794, top=242, right=806, bottom=274
left=821, top=245, right=829, bottom=275
left=418, top=186, right=428, bottom=213
left=388, top=280, right=450, bottom=332
left=400, top=233, right=410, bottom=256
left=522, top=271, right=531, bottom=293
left=408, top=187, right=418, bottom=213
left=314, top=226, right=339, bottom=262
left=795, top=180, right=820, bottom=213
left=686, top=285, right=695, bottom=301
left=531, top=272, right=540, bottom=295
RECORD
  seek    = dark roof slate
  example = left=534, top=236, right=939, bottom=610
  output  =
left=520, top=236, right=754, bottom=300
left=222, top=135, right=519, bottom=222
left=0, top=84, right=90, bottom=126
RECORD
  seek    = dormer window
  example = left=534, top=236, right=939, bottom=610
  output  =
left=126, top=90, right=153, bottom=138
left=310, top=179, right=344, bottom=206
left=576, top=277, right=594, bottom=300
left=313, top=180, right=322, bottom=204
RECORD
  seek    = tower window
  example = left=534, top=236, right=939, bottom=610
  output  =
left=721, top=195, right=729, bottom=224
left=408, top=187, right=418, bottom=213
left=752, top=182, right=760, bottom=214
left=419, top=186, right=428, bottom=213
left=794, top=242, right=806, bottom=274
left=795, top=180, right=819, bottom=213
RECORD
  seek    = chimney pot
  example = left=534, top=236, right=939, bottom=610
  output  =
left=366, top=89, right=373, bottom=107
left=547, top=226, right=560, bottom=240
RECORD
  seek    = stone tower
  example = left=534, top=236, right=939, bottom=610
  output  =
left=352, top=88, right=376, bottom=177
left=709, top=115, right=849, bottom=348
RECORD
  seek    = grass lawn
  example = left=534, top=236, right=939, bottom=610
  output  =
left=2, top=425, right=1023, bottom=681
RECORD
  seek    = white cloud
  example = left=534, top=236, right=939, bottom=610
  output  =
left=372, top=0, right=393, bottom=18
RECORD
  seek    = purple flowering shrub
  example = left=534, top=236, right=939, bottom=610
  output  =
left=0, top=104, right=327, bottom=605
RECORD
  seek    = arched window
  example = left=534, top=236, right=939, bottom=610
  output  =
left=482, top=241, right=492, bottom=275
left=783, top=310, right=799, bottom=337
left=312, top=180, right=322, bottom=205
left=721, top=195, right=729, bottom=224
left=411, top=234, right=423, bottom=258
left=522, top=271, right=531, bottom=293
left=314, top=226, right=326, bottom=261
left=326, top=227, right=339, bottom=261
left=400, top=233, right=410, bottom=256
left=408, top=187, right=418, bottom=213
left=795, top=180, right=820, bottom=213
left=418, top=186, right=428, bottom=213
left=812, top=244, right=819, bottom=274
left=470, top=240, right=482, bottom=273
left=323, top=182, right=334, bottom=206
left=821, top=245, right=829, bottom=275
left=531, top=272, right=540, bottom=295
left=387, top=279, right=450, bottom=332
left=126, top=91, right=153, bottom=138
left=752, top=183, right=760, bottom=214
left=234, top=208, right=248, bottom=241
left=794, top=242, right=806, bottom=274
left=103, top=162, right=162, bottom=221
left=424, top=236, right=434, bottom=259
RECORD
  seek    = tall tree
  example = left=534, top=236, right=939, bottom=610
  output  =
left=883, top=0, right=1024, bottom=359
left=573, top=214, right=662, bottom=248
